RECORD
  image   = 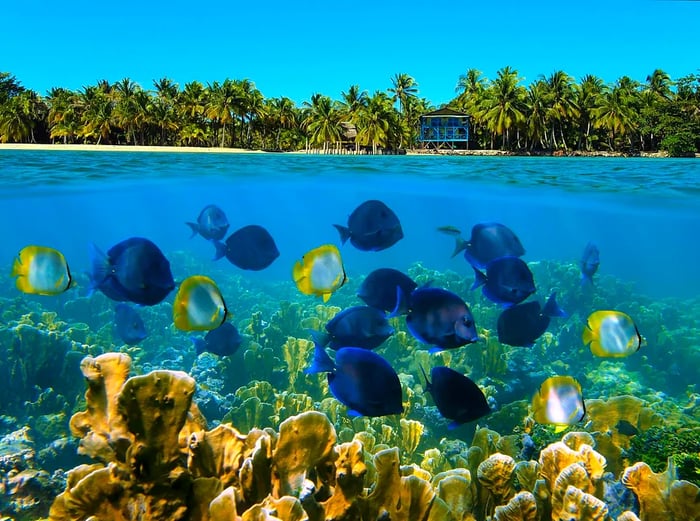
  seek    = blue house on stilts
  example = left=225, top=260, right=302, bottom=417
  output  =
left=419, top=108, right=470, bottom=150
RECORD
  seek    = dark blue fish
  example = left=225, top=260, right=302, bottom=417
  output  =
left=496, top=292, right=567, bottom=347
left=357, top=268, right=417, bottom=315
left=214, top=225, right=280, bottom=271
left=421, top=366, right=490, bottom=429
left=192, top=322, right=244, bottom=357
left=114, top=303, right=147, bottom=345
left=471, top=256, right=535, bottom=306
left=89, top=237, right=175, bottom=306
left=405, top=287, right=478, bottom=351
left=306, top=344, right=403, bottom=417
left=615, top=419, right=639, bottom=436
left=446, top=222, right=525, bottom=269
left=580, top=241, right=600, bottom=286
left=310, top=305, right=394, bottom=350
left=333, top=200, right=403, bottom=252
left=186, top=204, right=230, bottom=241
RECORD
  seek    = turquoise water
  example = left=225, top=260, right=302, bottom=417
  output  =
left=1, top=149, right=700, bottom=519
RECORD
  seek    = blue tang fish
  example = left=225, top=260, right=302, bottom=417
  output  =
left=192, top=322, right=244, bottom=357
left=405, top=287, right=478, bottom=351
left=496, top=292, right=567, bottom=347
left=472, top=256, right=535, bottom=306
left=114, top=303, right=147, bottom=345
left=306, top=344, right=403, bottom=417
left=214, top=225, right=280, bottom=271
left=357, top=268, right=417, bottom=315
left=580, top=241, right=600, bottom=286
left=333, top=200, right=404, bottom=252
left=310, top=305, right=394, bottom=350
left=442, top=222, right=525, bottom=269
left=421, top=366, right=490, bottom=428
left=89, top=237, right=175, bottom=306
left=186, top=204, right=230, bottom=241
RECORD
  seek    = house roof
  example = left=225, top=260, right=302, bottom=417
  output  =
left=421, top=107, right=469, bottom=117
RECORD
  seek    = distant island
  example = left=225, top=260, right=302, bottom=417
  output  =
left=1, top=68, right=698, bottom=157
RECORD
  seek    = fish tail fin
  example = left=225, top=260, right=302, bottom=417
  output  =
left=212, top=241, right=227, bottom=261
left=305, top=343, right=335, bottom=374
left=308, top=329, right=331, bottom=348
left=333, top=224, right=351, bottom=245
left=451, top=236, right=468, bottom=258
left=543, top=292, right=568, bottom=318
left=580, top=273, right=594, bottom=287
left=191, top=337, right=206, bottom=355
left=186, top=222, right=199, bottom=239
left=88, top=243, right=110, bottom=291
left=470, top=268, right=487, bottom=291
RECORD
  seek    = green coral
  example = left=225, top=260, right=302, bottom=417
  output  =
left=627, top=426, right=700, bottom=482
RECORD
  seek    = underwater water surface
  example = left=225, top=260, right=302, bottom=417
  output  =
left=1, top=150, right=700, bottom=520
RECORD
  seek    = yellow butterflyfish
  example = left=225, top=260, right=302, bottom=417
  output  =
left=531, top=375, right=585, bottom=432
left=173, top=275, right=227, bottom=331
left=582, top=310, right=641, bottom=358
left=11, top=245, right=72, bottom=295
left=292, top=244, right=347, bottom=302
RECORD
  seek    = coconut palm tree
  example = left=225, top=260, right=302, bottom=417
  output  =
left=575, top=75, right=605, bottom=151
left=478, top=66, right=527, bottom=149
left=269, top=96, right=297, bottom=150
left=0, top=90, right=44, bottom=143
left=77, top=85, right=114, bottom=144
left=112, top=78, right=143, bottom=144
left=206, top=79, right=238, bottom=147
left=542, top=70, right=579, bottom=149
left=357, top=91, right=394, bottom=154
left=524, top=80, right=549, bottom=151
left=389, top=73, right=418, bottom=117
left=46, top=87, right=80, bottom=144
left=592, top=82, right=638, bottom=149
left=303, top=94, right=341, bottom=153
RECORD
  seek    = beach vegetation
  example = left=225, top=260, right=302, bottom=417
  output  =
left=0, top=67, right=699, bottom=154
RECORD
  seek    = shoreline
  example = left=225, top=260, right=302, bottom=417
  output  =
left=0, top=143, right=692, bottom=158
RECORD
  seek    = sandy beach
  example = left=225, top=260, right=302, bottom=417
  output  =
left=0, top=143, right=268, bottom=154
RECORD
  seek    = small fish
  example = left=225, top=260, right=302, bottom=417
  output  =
left=615, top=419, right=639, bottom=437
left=186, top=204, right=230, bottom=241
left=192, top=322, right=243, bottom=357
left=437, top=225, right=462, bottom=236
left=471, top=256, right=535, bottom=306
left=214, top=225, right=279, bottom=271
left=306, top=343, right=403, bottom=417
left=496, top=292, right=567, bottom=347
left=172, top=275, right=228, bottom=331
left=582, top=310, right=642, bottom=358
left=531, top=375, right=585, bottom=432
left=89, top=237, right=175, bottom=306
left=357, top=268, right=417, bottom=315
left=310, top=305, right=394, bottom=350
left=114, top=303, right=147, bottom=345
left=406, top=286, right=478, bottom=351
left=292, top=244, right=347, bottom=302
left=421, top=366, right=490, bottom=429
left=11, top=245, right=72, bottom=295
left=449, top=222, right=525, bottom=269
left=580, top=242, right=600, bottom=286
left=333, top=200, right=404, bottom=252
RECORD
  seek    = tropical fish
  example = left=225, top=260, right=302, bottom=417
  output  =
left=421, top=366, right=490, bottom=429
left=114, top=303, right=147, bottom=345
left=531, top=375, right=585, bottom=432
left=615, top=419, right=639, bottom=437
left=333, top=200, right=404, bottom=251
left=496, top=292, right=567, bottom=347
left=471, top=256, right=535, bottom=306
left=89, top=237, right=175, bottom=306
left=310, top=305, right=394, bottom=350
left=357, top=267, right=417, bottom=315
left=172, top=275, right=228, bottom=331
left=405, top=286, right=478, bottom=351
left=292, top=244, right=347, bottom=302
left=580, top=241, right=600, bottom=286
left=214, top=225, right=279, bottom=271
left=186, top=204, right=230, bottom=241
left=11, top=245, right=72, bottom=295
left=192, top=322, right=243, bottom=357
left=582, top=310, right=642, bottom=358
left=306, top=343, right=403, bottom=417
left=445, top=222, right=525, bottom=269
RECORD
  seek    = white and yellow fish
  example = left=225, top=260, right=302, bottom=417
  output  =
left=583, top=310, right=642, bottom=358
left=11, top=245, right=72, bottom=295
left=531, top=375, right=585, bottom=433
left=292, top=244, right=347, bottom=302
left=172, top=275, right=227, bottom=331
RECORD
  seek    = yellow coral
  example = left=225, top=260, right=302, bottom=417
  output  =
left=622, top=461, right=674, bottom=520
left=477, top=452, right=516, bottom=516
left=493, top=491, right=538, bottom=521
left=281, top=337, right=314, bottom=392
left=432, top=469, right=475, bottom=520
left=585, top=395, right=662, bottom=450
left=556, top=485, right=608, bottom=520
left=538, top=442, right=606, bottom=494
left=669, top=480, right=700, bottom=520
left=400, top=418, right=424, bottom=459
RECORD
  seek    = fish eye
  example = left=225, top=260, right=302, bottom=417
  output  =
left=463, top=317, right=473, bottom=327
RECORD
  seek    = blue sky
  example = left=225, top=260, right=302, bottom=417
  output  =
left=2, top=0, right=699, bottom=107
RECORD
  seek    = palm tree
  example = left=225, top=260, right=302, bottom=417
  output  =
left=46, top=87, right=80, bottom=144
left=524, top=80, right=549, bottom=151
left=478, top=66, right=527, bottom=149
left=454, top=68, right=487, bottom=148
left=269, top=97, right=297, bottom=150
left=206, top=80, right=237, bottom=147
left=0, top=90, right=43, bottom=143
left=575, top=75, right=605, bottom=150
left=302, top=94, right=341, bottom=153
left=112, top=78, right=142, bottom=144
left=389, top=73, right=418, bottom=116
left=357, top=91, right=394, bottom=154
left=542, top=70, right=579, bottom=149
left=592, top=82, right=638, bottom=149
left=77, top=85, right=113, bottom=144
